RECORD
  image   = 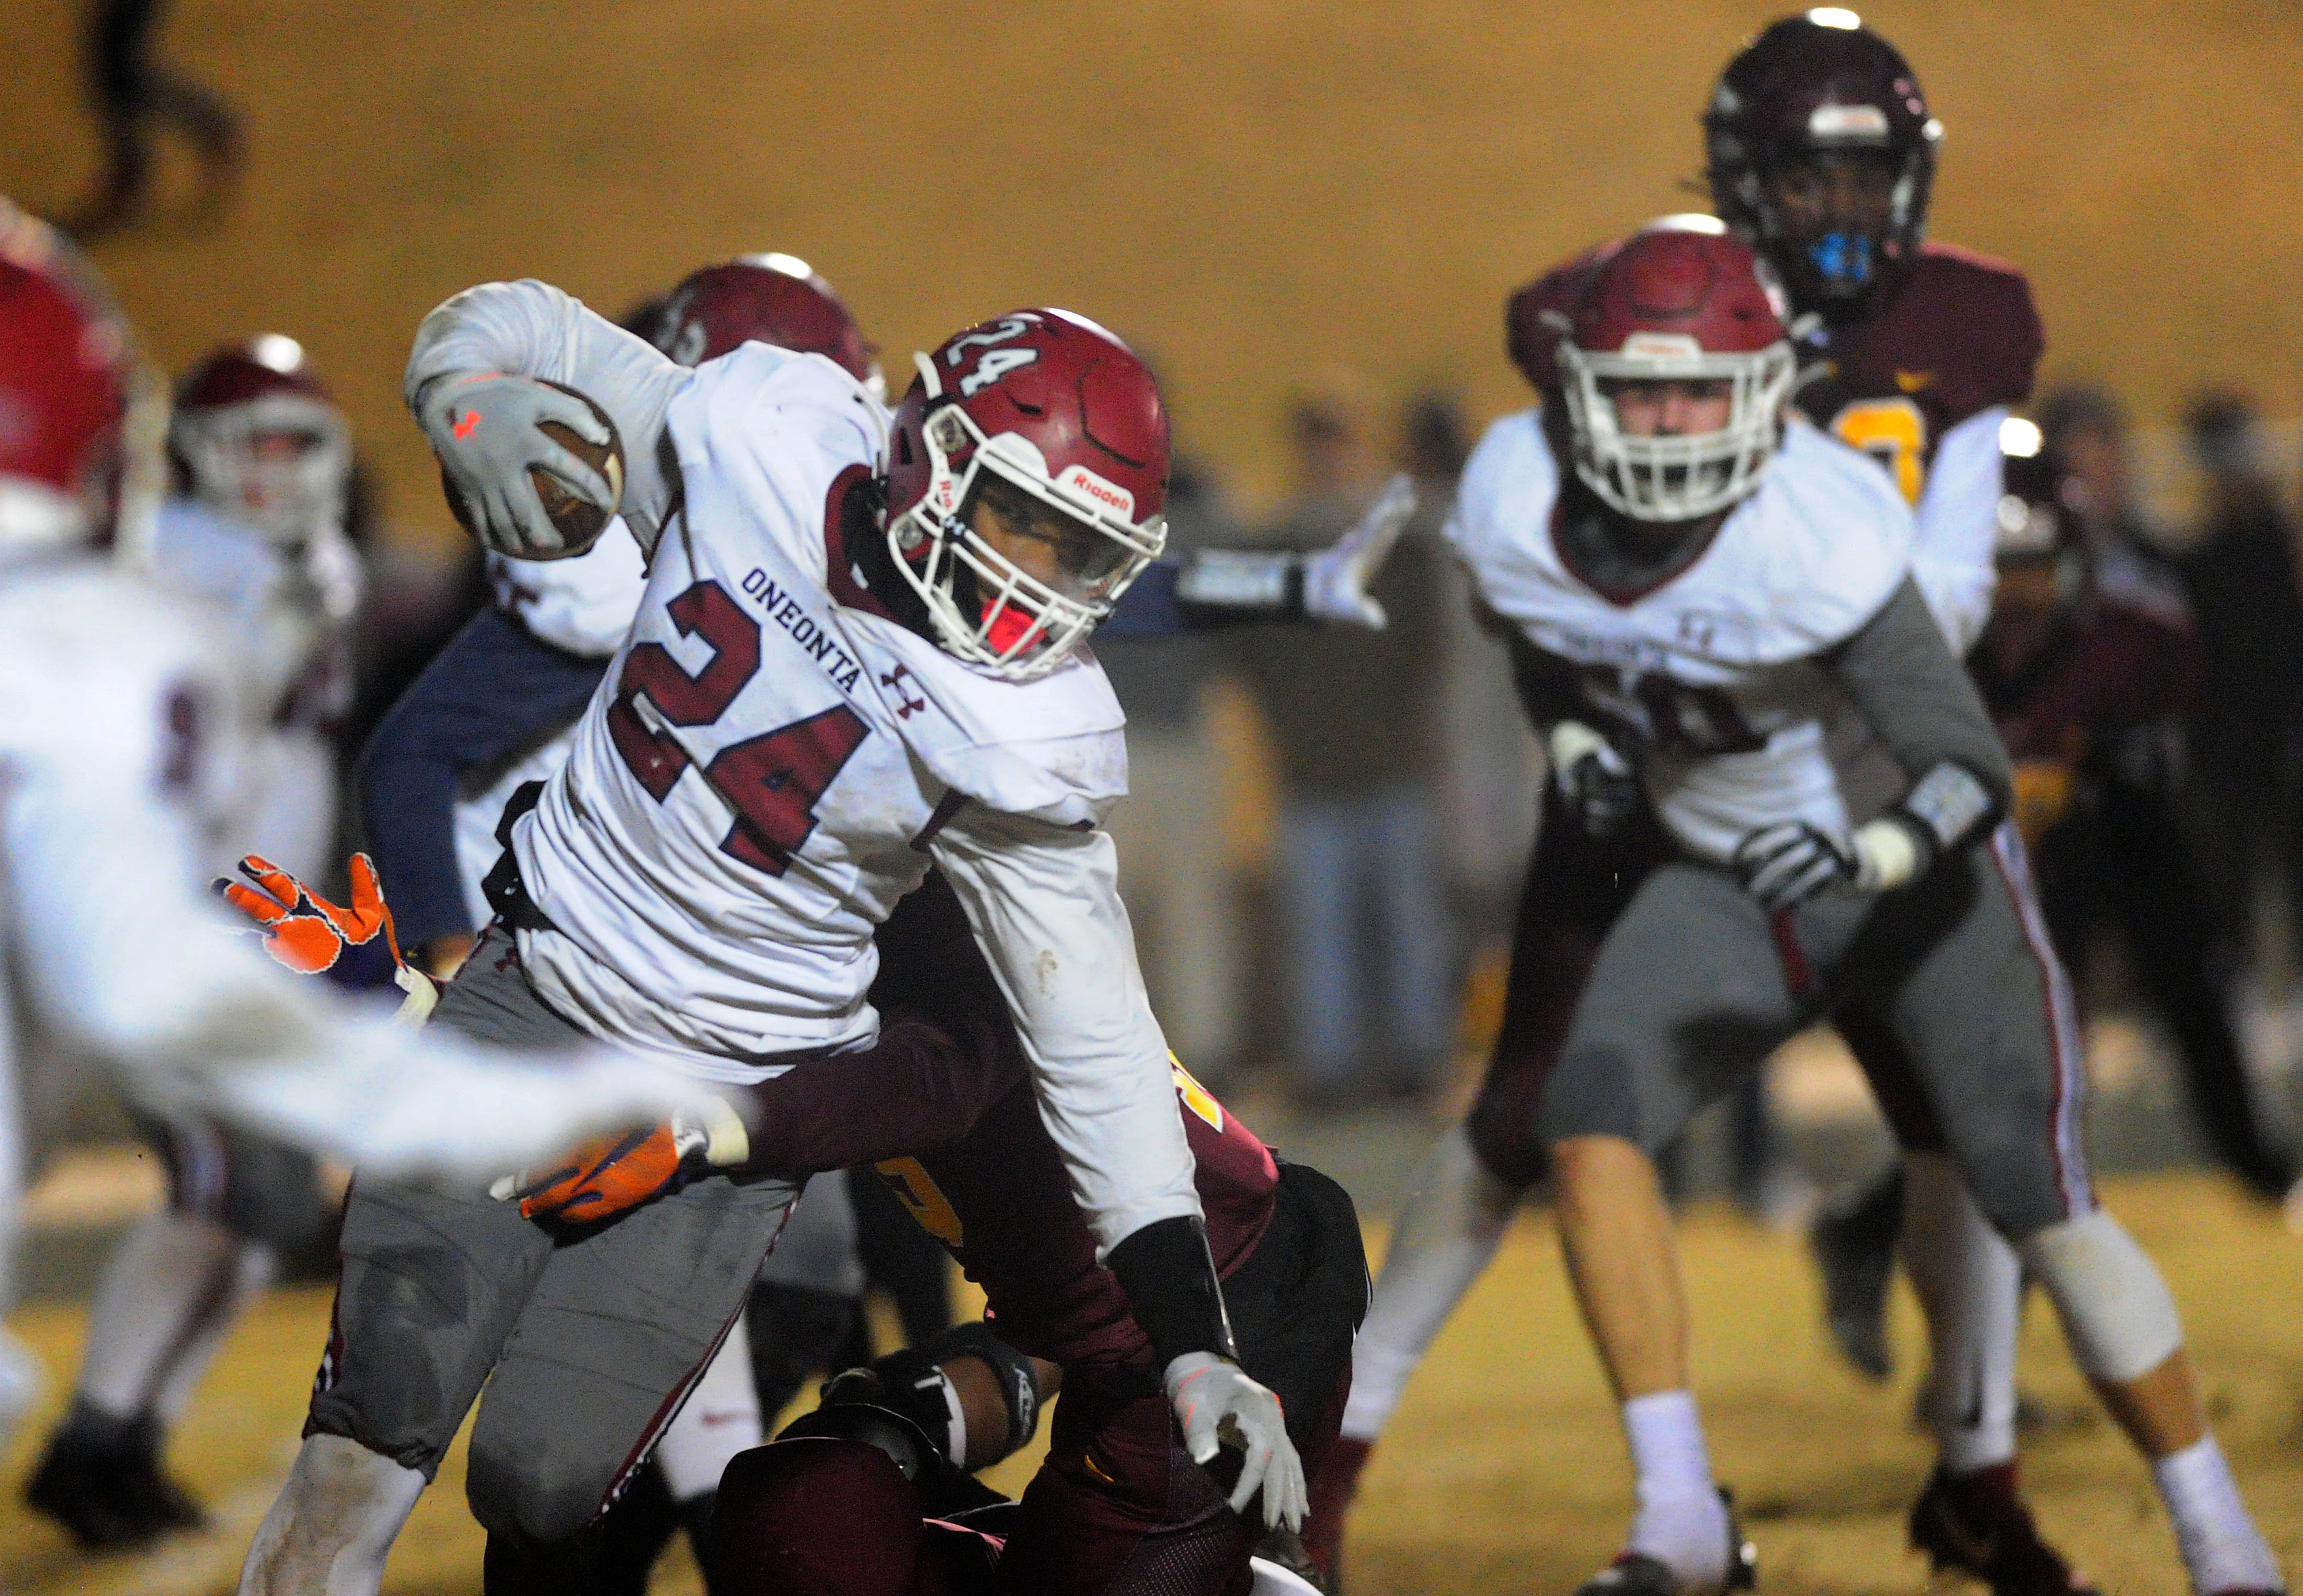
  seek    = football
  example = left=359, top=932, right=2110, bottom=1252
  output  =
left=438, top=379, right=624, bottom=560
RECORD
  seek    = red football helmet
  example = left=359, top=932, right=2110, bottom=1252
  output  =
left=172, top=334, right=351, bottom=548
left=0, top=197, right=160, bottom=560
left=651, top=252, right=879, bottom=394
left=1704, top=10, right=1941, bottom=303
left=1555, top=218, right=1796, bottom=521
left=881, top=309, right=1169, bottom=680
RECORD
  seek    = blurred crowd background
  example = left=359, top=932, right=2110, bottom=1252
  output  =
left=7, top=0, right=2303, bottom=1208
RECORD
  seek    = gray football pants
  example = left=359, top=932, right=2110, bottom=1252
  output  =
left=303, top=934, right=800, bottom=1544
left=1538, top=829, right=2091, bottom=1240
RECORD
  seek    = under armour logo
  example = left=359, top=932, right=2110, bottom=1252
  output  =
left=882, top=666, right=926, bottom=719
left=452, top=409, right=480, bottom=440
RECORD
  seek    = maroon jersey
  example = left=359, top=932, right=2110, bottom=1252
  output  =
left=1507, top=238, right=2042, bottom=508
left=1791, top=242, right=2042, bottom=504
left=740, top=870, right=1279, bottom=1371
left=1977, top=552, right=2202, bottom=763
left=873, top=1058, right=1278, bottom=1370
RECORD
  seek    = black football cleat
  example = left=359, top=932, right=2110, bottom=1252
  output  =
left=1909, top=1464, right=2099, bottom=1596
left=24, top=1411, right=206, bottom=1551
left=1810, top=1173, right=1903, bottom=1382
left=1575, top=1489, right=1757, bottom=1596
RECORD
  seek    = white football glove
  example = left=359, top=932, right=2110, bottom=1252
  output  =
left=1163, top=1352, right=1305, bottom=1530
left=417, top=373, right=614, bottom=560
left=1734, top=818, right=1922, bottom=911
left=1300, top=474, right=1418, bottom=628
left=1732, top=822, right=1852, bottom=911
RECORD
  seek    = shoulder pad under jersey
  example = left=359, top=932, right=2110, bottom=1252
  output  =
left=841, top=609, right=1128, bottom=830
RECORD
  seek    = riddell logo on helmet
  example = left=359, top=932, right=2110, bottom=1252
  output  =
left=1059, top=466, right=1134, bottom=518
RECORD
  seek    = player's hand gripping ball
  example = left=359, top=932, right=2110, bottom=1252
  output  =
left=424, top=375, right=624, bottom=560
left=218, top=853, right=405, bottom=991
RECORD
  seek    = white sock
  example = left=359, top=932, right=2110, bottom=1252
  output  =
left=2152, top=1437, right=2281, bottom=1595
left=1340, top=1127, right=1520, bottom=1442
left=1623, top=1390, right=1727, bottom=1589
left=1899, top=1154, right=2020, bottom=1475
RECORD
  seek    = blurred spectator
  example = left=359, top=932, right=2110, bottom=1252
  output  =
left=67, top=0, right=242, bottom=240
left=1229, top=375, right=1453, bottom=1103
left=2173, top=389, right=2303, bottom=953
left=1980, top=436, right=2293, bottom=1198
left=1095, top=454, right=1247, bottom=1080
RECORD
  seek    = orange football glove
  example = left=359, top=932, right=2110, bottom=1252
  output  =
left=2010, top=759, right=2077, bottom=848
left=219, top=854, right=405, bottom=989
left=500, top=1102, right=751, bottom=1227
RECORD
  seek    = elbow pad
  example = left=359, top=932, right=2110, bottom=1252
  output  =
left=1105, top=1213, right=1239, bottom=1365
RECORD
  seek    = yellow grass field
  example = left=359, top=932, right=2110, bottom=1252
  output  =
left=0, top=1171, right=2296, bottom=1595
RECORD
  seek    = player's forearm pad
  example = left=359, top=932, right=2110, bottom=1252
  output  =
left=1896, top=760, right=1999, bottom=856
left=867, top=1321, right=1043, bottom=1465
left=1106, top=1214, right=1239, bottom=1366
left=1174, top=549, right=1303, bottom=616
left=2018, top=1209, right=2184, bottom=1385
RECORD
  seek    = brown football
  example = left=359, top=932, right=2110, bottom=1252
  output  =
left=438, top=379, right=624, bottom=560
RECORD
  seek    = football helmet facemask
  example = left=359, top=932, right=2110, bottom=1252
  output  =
left=880, top=309, right=1169, bottom=681
left=1556, top=220, right=1797, bottom=522
left=172, top=335, right=352, bottom=550
left=1704, top=9, right=1941, bottom=307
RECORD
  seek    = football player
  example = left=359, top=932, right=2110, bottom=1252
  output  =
left=25, top=333, right=368, bottom=1551
left=1310, top=15, right=2098, bottom=1595
left=352, top=253, right=1413, bottom=1591
left=238, top=285, right=1311, bottom=1595
left=231, top=856, right=1363, bottom=1596
left=0, top=193, right=710, bottom=1492
left=1331, top=223, right=2281, bottom=1596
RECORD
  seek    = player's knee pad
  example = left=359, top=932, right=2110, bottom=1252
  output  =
left=712, top=1438, right=922, bottom=1596
left=2017, top=1208, right=2184, bottom=1385
left=466, top=1429, right=612, bottom=1546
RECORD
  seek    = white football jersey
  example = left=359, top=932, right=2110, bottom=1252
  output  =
left=486, top=517, right=650, bottom=660
left=1448, top=413, right=1915, bottom=862
left=410, top=281, right=1200, bottom=1253
left=513, top=345, right=1127, bottom=1074
left=0, top=556, right=714, bottom=1183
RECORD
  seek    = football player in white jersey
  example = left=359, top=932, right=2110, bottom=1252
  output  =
left=0, top=195, right=714, bottom=1500
left=1419, top=224, right=2275, bottom=1596
left=25, top=333, right=374, bottom=1551
left=238, top=287, right=1305, bottom=1595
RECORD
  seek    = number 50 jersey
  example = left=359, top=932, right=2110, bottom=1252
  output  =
left=511, top=346, right=1131, bottom=1079
left=1448, top=411, right=1915, bottom=863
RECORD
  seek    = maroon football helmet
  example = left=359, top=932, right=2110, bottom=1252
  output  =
left=0, top=197, right=157, bottom=560
left=651, top=253, right=878, bottom=392
left=881, top=309, right=1169, bottom=680
left=1555, top=219, right=1796, bottom=520
left=172, top=335, right=351, bottom=548
left=1704, top=10, right=1940, bottom=304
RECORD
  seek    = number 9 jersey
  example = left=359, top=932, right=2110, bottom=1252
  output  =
left=1446, top=409, right=1916, bottom=864
left=508, top=344, right=1133, bottom=1079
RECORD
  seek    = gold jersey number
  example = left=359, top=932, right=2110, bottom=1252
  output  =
left=1829, top=397, right=1929, bottom=507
